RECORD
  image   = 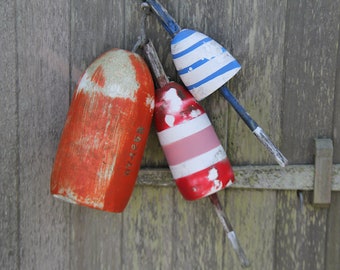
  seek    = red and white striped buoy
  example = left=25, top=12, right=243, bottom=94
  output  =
left=154, top=82, right=234, bottom=200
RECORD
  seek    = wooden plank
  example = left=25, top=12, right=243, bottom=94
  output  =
left=281, top=0, right=339, bottom=164
left=171, top=190, right=224, bottom=269
left=70, top=0, right=126, bottom=90
left=325, top=192, right=340, bottom=270
left=69, top=1, right=126, bottom=269
left=275, top=191, right=328, bottom=270
left=223, top=189, right=276, bottom=269
left=0, top=1, right=18, bottom=269
left=228, top=0, right=287, bottom=165
left=137, top=165, right=340, bottom=191
left=313, top=139, right=333, bottom=206
left=16, top=0, right=71, bottom=269
left=121, top=186, right=174, bottom=269
left=70, top=206, right=123, bottom=270
left=333, top=28, right=340, bottom=163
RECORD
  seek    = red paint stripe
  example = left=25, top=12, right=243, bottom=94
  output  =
left=162, top=125, right=220, bottom=166
left=175, top=159, right=235, bottom=200
left=91, top=65, right=105, bottom=87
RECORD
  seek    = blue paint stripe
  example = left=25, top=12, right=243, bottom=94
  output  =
left=172, top=37, right=212, bottom=59
left=172, top=29, right=196, bottom=44
left=178, top=48, right=228, bottom=75
left=186, top=60, right=240, bottom=90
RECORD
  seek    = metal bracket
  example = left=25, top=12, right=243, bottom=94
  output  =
left=313, top=138, right=333, bottom=207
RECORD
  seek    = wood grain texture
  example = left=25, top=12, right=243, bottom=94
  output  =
left=228, top=0, right=287, bottom=166
left=275, top=191, right=328, bottom=270
left=121, top=186, right=174, bottom=270
left=1, top=1, right=340, bottom=270
left=70, top=206, right=123, bottom=270
left=0, top=1, right=18, bottom=269
left=137, top=165, right=340, bottom=191
left=325, top=192, right=340, bottom=270
left=70, top=0, right=125, bottom=90
left=171, top=191, right=224, bottom=269
left=281, top=0, right=340, bottom=164
left=333, top=26, right=340, bottom=163
left=16, top=0, right=71, bottom=269
left=313, top=139, right=333, bottom=205
left=224, top=189, right=276, bottom=269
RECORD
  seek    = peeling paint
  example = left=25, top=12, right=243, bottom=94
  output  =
left=51, top=49, right=155, bottom=212
left=76, top=49, right=140, bottom=101
left=154, top=82, right=234, bottom=200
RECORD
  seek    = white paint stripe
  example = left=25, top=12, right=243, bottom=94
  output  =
left=77, top=50, right=139, bottom=101
left=189, top=67, right=241, bottom=101
left=171, top=31, right=208, bottom=54
left=157, top=113, right=211, bottom=145
left=169, top=145, right=227, bottom=179
left=172, top=40, right=223, bottom=70
left=179, top=51, right=236, bottom=86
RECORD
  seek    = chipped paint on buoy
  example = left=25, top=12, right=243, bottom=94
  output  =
left=50, top=49, right=155, bottom=212
left=154, top=82, right=234, bottom=200
left=171, top=29, right=241, bottom=101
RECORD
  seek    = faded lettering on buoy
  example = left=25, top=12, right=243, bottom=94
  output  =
left=125, top=127, right=145, bottom=176
left=51, top=49, right=155, bottom=212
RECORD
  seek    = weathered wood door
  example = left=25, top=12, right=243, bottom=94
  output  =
left=1, top=0, right=339, bottom=269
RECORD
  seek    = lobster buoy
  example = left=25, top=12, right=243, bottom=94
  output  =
left=171, top=29, right=241, bottom=101
left=51, top=48, right=155, bottom=212
left=154, top=82, right=234, bottom=200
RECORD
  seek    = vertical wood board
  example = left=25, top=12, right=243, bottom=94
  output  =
left=275, top=191, right=328, bottom=270
left=121, top=186, right=174, bottom=270
left=70, top=0, right=126, bottom=91
left=325, top=192, right=340, bottom=270
left=223, top=189, right=276, bottom=269
left=282, top=0, right=339, bottom=163
left=171, top=191, right=224, bottom=269
left=333, top=25, right=340, bottom=163
left=313, top=139, right=333, bottom=205
left=70, top=206, right=123, bottom=270
left=228, top=0, right=287, bottom=165
left=0, top=1, right=18, bottom=269
left=16, top=0, right=71, bottom=269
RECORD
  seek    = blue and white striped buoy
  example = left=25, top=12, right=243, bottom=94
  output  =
left=146, top=0, right=288, bottom=168
left=171, top=29, right=241, bottom=101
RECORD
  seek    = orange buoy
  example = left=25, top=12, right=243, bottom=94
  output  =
left=50, top=48, right=154, bottom=212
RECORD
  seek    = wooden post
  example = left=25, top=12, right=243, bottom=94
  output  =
left=313, top=138, right=333, bottom=206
